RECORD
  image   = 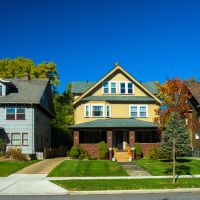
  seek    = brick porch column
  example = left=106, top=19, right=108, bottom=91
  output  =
left=107, top=130, right=113, bottom=160
left=129, top=130, right=135, bottom=160
left=74, top=130, right=79, bottom=145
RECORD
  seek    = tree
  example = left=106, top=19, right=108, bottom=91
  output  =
left=51, top=83, right=74, bottom=148
left=159, top=113, right=192, bottom=159
left=155, top=78, right=192, bottom=184
left=0, top=57, right=59, bottom=93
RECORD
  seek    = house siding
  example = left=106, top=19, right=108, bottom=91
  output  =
left=0, top=105, right=35, bottom=154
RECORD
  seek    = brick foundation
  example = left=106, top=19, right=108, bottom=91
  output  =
left=79, top=144, right=100, bottom=159
left=139, top=143, right=160, bottom=156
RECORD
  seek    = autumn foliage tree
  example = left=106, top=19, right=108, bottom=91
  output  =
left=155, top=77, right=192, bottom=129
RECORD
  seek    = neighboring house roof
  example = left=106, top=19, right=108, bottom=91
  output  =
left=82, top=96, right=156, bottom=102
left=71, top=81, right=158, bottom=95
left=72, top=65, right=162, bottom=105
left=70, top=118, right=158, bottom=128
left=0, top=78, right=55, bottom=118
left=184, top=81, right=200, bottom=104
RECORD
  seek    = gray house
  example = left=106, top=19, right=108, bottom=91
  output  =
left=0, top=78, right=55, bottom=156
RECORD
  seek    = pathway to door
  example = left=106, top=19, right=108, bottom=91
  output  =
left=121, top=162, right=151, bottom=176
left=0, top=157, right=68, bottom=195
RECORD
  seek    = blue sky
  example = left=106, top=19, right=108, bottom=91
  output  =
left=1, top=0, right=200, bottom=92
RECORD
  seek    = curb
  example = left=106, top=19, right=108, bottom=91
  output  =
left=69, top=188, right=200, bottom=195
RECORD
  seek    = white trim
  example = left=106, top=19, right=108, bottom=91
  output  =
left=129, top=104, right=148, bottom=118
left=119, top=81, right=134, bottom=94
left=84, top=104, right=90, bottom=118
left=91, top=104, right=105, bottom=117
left=5, top=107, right=26, bottom=120
left=106, top=104, right=111, bottom=118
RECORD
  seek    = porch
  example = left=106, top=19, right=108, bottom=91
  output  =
left=70, top=118, right=160, bottom=161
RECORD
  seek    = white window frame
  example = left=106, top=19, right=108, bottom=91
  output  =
left=91, top=104, right=105, bottom=117
left=106, top=104, right=111, bottom=118
left=102, top=81, right=109, bottom=94
left=129, top=105, right=148, bottom=118
left=11, top=133, right=21, bottom=146
left=110, top=81, right=117, bottom=94
left=84, top=104, right=90, bottom=118
left=119, top=81, right=134, bottom=94
left=5, top=107, right=26, bottom=120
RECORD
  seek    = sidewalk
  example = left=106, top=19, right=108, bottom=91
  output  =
left=0, top=157, right=68, bottom=195
left=47, top=174, right=200, bottom=180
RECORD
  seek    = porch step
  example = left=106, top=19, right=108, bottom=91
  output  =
left=114, top=151, right=132, bottom=163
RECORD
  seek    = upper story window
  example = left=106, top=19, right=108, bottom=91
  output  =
left=120, top=82, right=134, bottom=94
left=84, top=104, right=90, bottom=117
left=0, top=85, right=2, bottom=96
left=111, top=82, right=117, bottom=93
left=91, top=105, right=104, bottom=117
left=103, top=82, right=109, bottom=94
left=129, top=105, right=148, bottom=118
left=6, top=107, right=26, bottom=120
left=106, top=104, right=111, bottom=117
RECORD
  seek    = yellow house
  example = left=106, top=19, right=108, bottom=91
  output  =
left=70, top=64, right=161, bottom=161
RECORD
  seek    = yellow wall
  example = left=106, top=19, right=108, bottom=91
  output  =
left=74, top=69, right=159, bottom=124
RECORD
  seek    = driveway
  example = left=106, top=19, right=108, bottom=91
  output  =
left=0, top=157, right=68, bottom=195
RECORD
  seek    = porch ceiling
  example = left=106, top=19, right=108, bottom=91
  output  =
left=69, top=118, right=159, bottom=128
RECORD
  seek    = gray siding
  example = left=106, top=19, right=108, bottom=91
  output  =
left=0, top=105, right=34, bottom=154
left=34, top=106, right=51, bottom=152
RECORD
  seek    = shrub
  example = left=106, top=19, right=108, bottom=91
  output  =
left=69, top=145, right=80, bottom=159
left=135, top=143, right=143, bottom=159
left=0, top=139, right=6, bottom=156
left=99, top=141, right=108, bottom=159
left=6, top=148, right=27, bottom=161
left=78, top=148, right=90, bottom=160
left=144, top=147, right=160, bottom=160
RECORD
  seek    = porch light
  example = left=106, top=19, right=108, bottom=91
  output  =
left=131, top=147, right=135, bottom=151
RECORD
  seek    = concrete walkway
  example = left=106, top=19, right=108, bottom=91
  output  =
left=0, top=157, right=68, bottom=195
left=121, top=162, right=151, bottom=176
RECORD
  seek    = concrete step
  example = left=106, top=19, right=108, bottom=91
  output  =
left=114, top=151, right=132, bottom=163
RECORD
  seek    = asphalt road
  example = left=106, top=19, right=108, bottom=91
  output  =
left=1, top=193, right=200, bottom=200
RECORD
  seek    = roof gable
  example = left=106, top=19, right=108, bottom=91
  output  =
left=73, top=65, right=162, bottom=105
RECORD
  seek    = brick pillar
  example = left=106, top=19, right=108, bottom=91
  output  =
left=107, top=130, right=113, bottom=160
left=74, top=130, right=79, bottom=145
left=129, top=130, right=135, bottom=160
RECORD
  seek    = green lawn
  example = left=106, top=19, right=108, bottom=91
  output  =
left=48, top=160, right=128, bottom=177
left=0, top=160, right=38, bottom=177
left=134, top=158, right=200, bottom=176
left=52, top=178, right=200, bottom=191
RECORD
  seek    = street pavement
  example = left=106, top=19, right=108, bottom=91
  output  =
left=1, top=193, right=200, bottom=200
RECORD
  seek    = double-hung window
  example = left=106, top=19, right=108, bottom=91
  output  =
left=128, top=83, right=133, bottom=94
left=120, top=82, right=126, bottom=94
left=106, top=104, right=111, bottom=117
left=84, top=104, right=90, bottom=117
left=110, top=82, right=116, bottom=94
left=130, top=105, right=148, bottom=118
left=11, top=133, right=21, bottom=146
left=92, top=105, right=104, bottom=117
left=22, top=133, right=28, bottom=146
left=103, top=82, right=109, bottom=94
left=6, top=108, right=15, bottom=120
left=6, top=107, right=25, bottom=120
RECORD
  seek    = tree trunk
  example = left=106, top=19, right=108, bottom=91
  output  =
left=172, top=137, right=176, bottom=184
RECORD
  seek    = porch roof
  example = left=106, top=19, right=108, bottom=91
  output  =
left=81, top=96, right=156, bottom=102
left=70, top=118, right=159, bottom=128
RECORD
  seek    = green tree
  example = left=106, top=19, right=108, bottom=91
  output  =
left=159, top=113, right=192, bottom=159
left=51, top=83, right=74, bottom=148
left=0, top=57, right=59, bottom=92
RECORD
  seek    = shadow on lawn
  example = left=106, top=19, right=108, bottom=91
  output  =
left=164, top=165, right=191, bottom=175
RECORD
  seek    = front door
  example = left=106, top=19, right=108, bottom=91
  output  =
left=116, top=130, right=124, bottom=150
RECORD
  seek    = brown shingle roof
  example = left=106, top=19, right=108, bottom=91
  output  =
left=184, top=81, right=200, bottom=104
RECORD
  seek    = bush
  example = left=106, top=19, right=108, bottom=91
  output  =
left=78, top=148, right=90, bottom=160
left=69, top=145, right=80, bottom=159
left=144, top=147, right=160, bottom=160
left=135, top=143, right=143, bottom=159
left=0, top=139, right=6, bottom=156
left=99, top=141, right=108, bottom=159
left=6, top=148, right=27, bottom=161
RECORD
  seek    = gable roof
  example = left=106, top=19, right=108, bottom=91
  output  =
left=184, top=81, right=200, bottom=104
left=0, top=78, right=55, bottom=118
left=71, top=81, right=158, bottom=95
left=73, top=65, right=162, bottom=105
